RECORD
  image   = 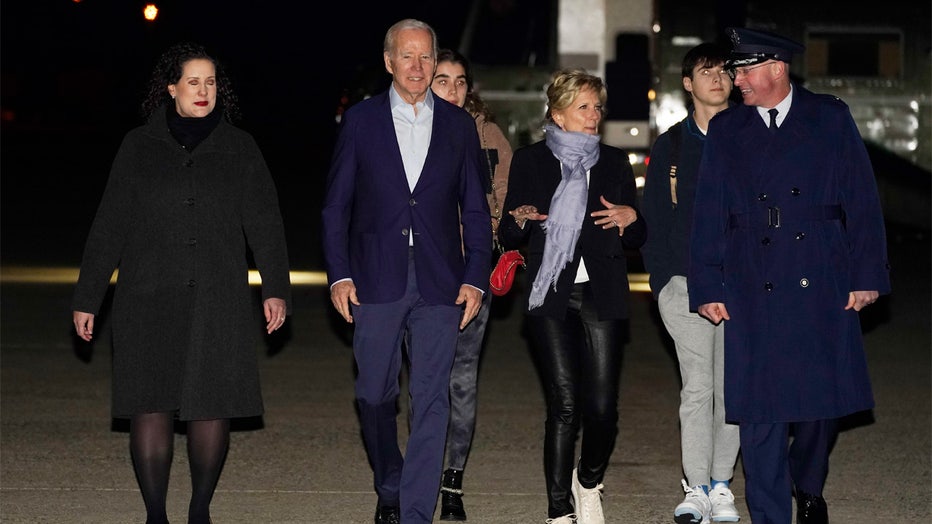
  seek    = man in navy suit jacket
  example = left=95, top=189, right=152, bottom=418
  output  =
left=321, top=19, right=491, bottom=524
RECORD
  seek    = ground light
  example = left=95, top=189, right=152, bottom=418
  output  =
left=0, top=267, right=653, bottom=293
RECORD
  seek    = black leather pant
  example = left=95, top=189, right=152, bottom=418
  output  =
left=527, top=282, right=625, bottom=518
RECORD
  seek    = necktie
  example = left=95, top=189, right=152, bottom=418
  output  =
left=768, top=108, right=779, bottom=133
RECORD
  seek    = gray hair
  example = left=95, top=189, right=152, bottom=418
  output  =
left=383, top=18, right=438, bottom=58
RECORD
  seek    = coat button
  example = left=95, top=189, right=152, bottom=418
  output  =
left=401, top=228, right=409, bottom=236
left=758, top=193, right=767, bottom=201
left=187, top=280, right=197, bottom=287
left=183, top=198, right=195, bottom=205
left=409, top=198, right=417, bottom=206
left=800, top=278, right=809, bottom=287
left=764, top=282, right=774, bottom=291
left=187, top=238, right=197, bottom=246
left=761, top=237, right=771, bottom=245
left=795, top=232, right=806, bottom=240
left=791, top=187, right=801, bottom=196
left=184, top=159, right=194, bottom=167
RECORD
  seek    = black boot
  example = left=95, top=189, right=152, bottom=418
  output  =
left=440, top=468, right=467, bottom=521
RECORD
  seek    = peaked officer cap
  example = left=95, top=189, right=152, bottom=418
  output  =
left=725, top=27, right=805, bottom=68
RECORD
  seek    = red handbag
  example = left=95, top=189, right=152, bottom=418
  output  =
left=489, top=250, right=525, bottom=296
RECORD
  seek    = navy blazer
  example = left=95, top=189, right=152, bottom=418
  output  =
left=322, top=89, right=492, bottom=305
left=499, top=140, right=646, bottom=320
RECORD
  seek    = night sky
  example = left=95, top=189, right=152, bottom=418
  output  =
left=1, top=0, right=552, bottom=132
left=4, top=1, right=926, bottom=268
left=0, top=0, right=555, bottom=269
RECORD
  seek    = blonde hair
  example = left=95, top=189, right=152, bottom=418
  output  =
left=545, top=69, right=607, bottom=122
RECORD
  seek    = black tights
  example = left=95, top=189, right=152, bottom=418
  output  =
left=130, top=412, right=230, bottom=524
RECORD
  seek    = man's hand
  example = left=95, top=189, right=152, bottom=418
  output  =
left=330, top=280, right=360, bottom=323
left=846, top=290, right=879, bottom=312
left=697, top=302, right=730, bottom=325
left=455, top=285, right=483, bottom=330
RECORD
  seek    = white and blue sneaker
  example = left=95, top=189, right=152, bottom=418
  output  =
left=674, top=479, right=711, bottom=524
left=709, top=483, right=740, bottom=521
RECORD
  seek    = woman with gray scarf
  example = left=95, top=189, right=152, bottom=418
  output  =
left=498, top=69, right=646, bottom=524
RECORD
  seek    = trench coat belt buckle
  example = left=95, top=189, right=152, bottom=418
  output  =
left=728, top=205, right=843, bottom=230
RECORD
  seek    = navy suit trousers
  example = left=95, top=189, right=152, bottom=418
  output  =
left=353, top=249, right=461, bottom=523
left=740, top=419, right=837, bottom=524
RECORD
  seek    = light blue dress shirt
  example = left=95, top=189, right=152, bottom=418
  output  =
left=391, top=86, right=434, bottom=246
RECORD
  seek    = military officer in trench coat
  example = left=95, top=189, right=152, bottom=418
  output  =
left=688, top=27, right=891, bottom=524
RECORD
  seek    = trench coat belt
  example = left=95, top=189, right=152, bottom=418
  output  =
left=728, top=204, right=843, bottom=229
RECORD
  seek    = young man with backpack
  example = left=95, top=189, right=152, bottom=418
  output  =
left=640, top=42, right=741, bottom=524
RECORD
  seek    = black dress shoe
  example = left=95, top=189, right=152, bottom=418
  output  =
left=796, top=491, right=828, bottom=524
left=374, top=505, right=400, bottom=524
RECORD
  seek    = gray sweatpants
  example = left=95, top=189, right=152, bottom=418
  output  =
left=658, top=276, right=740, bottom=486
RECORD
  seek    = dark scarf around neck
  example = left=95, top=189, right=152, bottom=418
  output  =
left=166, top=103, right=223, bottom=150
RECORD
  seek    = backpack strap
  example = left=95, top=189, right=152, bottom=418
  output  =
left=667, top=121, right=683, bottom=209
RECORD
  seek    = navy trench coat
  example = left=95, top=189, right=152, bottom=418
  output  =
left=688, top=84, right=891, bottom=424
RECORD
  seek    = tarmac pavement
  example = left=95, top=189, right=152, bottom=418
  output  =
left=1, top=230, right=929, bottom=523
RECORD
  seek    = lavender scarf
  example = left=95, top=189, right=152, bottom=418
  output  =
left=529, top=124, right=601, bottom=309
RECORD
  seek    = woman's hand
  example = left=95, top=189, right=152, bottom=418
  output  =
left=73, top=311, right=95, bottom=342
left=591, top=195, right=637, bottom=236
left=264, top=297, right=287, bottom=334
left=508, top=205, right=548, bottom=229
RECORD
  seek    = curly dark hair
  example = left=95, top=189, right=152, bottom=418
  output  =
left=140, top=42, right=241, bottom=122
left=435, top=48, right=496, bottom=123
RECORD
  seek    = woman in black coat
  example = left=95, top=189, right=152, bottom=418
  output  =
left=71, top=42, right=291, bottom=524
left=498, top=69, right=646, bottom=524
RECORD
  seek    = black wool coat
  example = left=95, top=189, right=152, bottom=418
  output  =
left=72, top=107, right=291, bottom=420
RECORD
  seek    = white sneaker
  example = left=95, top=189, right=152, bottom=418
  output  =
left=571, top=468, right=605, bottom=524
left=674, top=479, right=711, bottom=524
left=708, top=483, right=740, bottom=521
left=545, top=514, right=577, bottom=524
